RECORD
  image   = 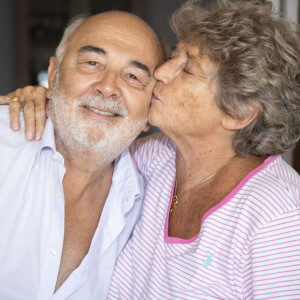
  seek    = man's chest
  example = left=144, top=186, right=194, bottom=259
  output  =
left=55, top=200, right=103, bottom=291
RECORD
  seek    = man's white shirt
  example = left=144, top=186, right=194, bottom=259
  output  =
left=0, top=106, right=144, bottom=299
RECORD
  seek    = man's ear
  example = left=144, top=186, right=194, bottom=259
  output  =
left=221, top=104, right=260, bottom=131
left=142, top=123, right=151, bottom=132
left=46, top=56, right=59, bottom=99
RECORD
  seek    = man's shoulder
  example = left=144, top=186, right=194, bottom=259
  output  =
left=0, top=106, right=27, bottom=144
left=0, top=108, right=55, bottom=165
left=0, top=105, right=14, bottom=126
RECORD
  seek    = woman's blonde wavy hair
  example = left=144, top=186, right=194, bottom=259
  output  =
left=171, top=0, right=300, bottom=156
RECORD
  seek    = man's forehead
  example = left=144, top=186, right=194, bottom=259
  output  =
left=67, top=13, right=162, bottom=69
left=74, top=12, right=156, bottom=46
left=68, top=35, right=159, bottom=74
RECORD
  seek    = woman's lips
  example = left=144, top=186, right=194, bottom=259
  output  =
left=152, top=93, right=160, bottom=101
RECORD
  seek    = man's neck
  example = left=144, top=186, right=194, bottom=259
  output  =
left=55, top=137, right=115, bottom=205
left=54, top=151, right=115, bottom=292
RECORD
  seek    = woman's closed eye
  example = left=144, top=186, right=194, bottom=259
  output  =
left=183, top=68, right=194, bottom=75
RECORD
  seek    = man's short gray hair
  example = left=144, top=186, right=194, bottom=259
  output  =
left=55, top=15, right=88, bottom=64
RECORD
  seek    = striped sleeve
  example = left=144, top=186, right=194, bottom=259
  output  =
left=130, top=133, right=173, bottom=179
left=243, top=208, right=300, bottom=299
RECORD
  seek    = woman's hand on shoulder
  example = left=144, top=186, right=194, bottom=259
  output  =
left=1, top=86, right=48, bottom=141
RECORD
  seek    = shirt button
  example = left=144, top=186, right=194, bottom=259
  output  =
left=50, top=249, right=57, bottom=256
left=52, top=153, right=59, bottom=161
left=56, top=191, right=62, bottom=198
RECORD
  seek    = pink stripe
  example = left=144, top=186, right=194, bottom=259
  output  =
left=201, top=156, right=278, bottom=225
left=109, top=135, right=300, bottom=299
left=164, top=156, right=279, bottom=244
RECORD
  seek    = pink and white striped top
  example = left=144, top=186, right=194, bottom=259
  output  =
left=108, top=133, right=300, bottom=300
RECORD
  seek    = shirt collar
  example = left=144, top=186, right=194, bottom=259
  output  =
left=85, top=146, right=145, bottom=265
left=36, top=119, right=144, bottom=207
left=112, top=146, right=144, bottom=212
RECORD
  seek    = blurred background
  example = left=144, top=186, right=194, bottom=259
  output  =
left=0, top=0, right=185, bottom=93
left=0, top=0, right=299, bottom=170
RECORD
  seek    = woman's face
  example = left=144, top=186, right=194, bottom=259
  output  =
left=149, top=42, right=226, bottom=138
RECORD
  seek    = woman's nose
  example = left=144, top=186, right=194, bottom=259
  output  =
left=154, top=59, right=177, bottom=85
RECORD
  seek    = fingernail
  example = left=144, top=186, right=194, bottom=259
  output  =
left=12, top=123, right=18, bottom=130
left=35, top=132, right=41, bottom=141
left=26, top=131, right=33, bottom=140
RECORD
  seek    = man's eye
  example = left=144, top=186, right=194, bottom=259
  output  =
left=122, top=70, right=146, bottom=88
left=129, top=74, right=139, bottom=81
left=87, top=61, right=97, bottom=66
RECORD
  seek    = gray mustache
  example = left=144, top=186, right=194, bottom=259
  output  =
left=75, top=95, right=128, bottom=116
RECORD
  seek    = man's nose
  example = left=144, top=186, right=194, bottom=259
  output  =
left=94, top=71, right=121, bottom=98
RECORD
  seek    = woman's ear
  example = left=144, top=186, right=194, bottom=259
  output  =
left=221, top=104, right=260, bottom=131
left=46, top=56, right=59, bottom=99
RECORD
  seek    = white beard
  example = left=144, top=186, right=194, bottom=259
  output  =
left=49, top=73, right=147, bottom=165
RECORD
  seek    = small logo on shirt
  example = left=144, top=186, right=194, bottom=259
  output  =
left=203, top=253, right=213, bottom=268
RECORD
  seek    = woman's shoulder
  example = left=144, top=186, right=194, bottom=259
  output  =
left=207, top=156, right=300, bottom=249
left=259, top=156, right=300, bottom=202
left=233, top=156, right=299, bottom=221
left=130, top=132, right=175, bottom=160
left=129, top=132, right=176, bottom=177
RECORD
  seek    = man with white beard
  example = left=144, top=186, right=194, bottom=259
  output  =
left=0, top=11, right=163, bottom=300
